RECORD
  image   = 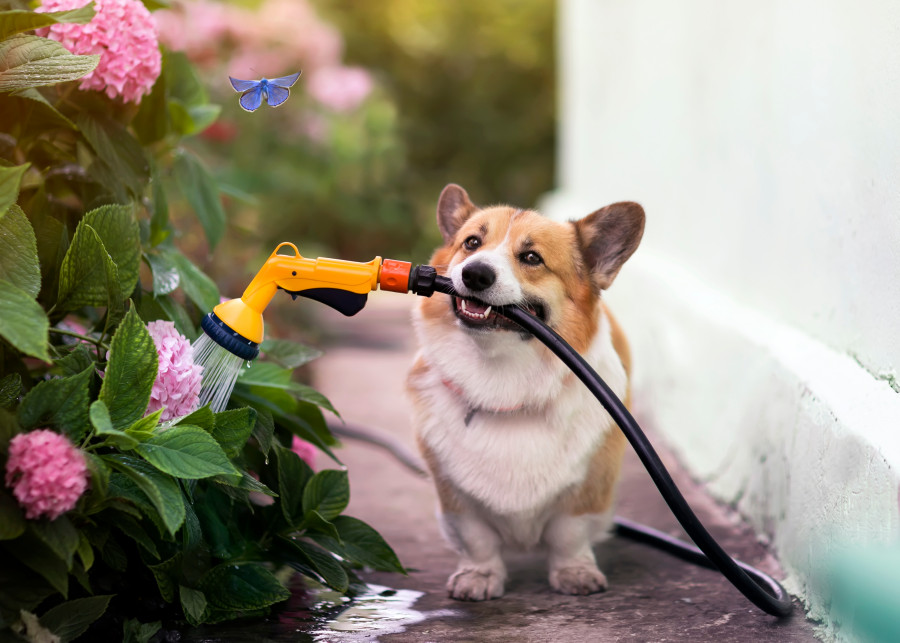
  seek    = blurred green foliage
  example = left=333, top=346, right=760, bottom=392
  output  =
left=306, top=0, right=556, bottom=261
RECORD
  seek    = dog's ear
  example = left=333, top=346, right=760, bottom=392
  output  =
left=437, top=184, right=477, bottom=243
left=574, top=202, right=645, bottom=290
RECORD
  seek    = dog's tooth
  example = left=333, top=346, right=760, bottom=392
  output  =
left=484, top=306, right=491, bottom=317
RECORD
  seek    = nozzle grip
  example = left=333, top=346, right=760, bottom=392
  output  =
left=286, top=287, right=369, bottom=316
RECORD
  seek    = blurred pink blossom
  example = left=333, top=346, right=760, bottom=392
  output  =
left=146, top=321, right=203, bottom=421
left=38, top=0, right=161, bottom=104
left=291, top=435, right=317, bottom=469
left=154, top=0, right=230, bottom=66
left=306, top=66, right=373, bottom=113
left=5, top=429, right=89, bottom=520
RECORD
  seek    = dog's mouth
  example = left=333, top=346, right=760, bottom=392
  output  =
left=452, top=296, right=547, bottom=331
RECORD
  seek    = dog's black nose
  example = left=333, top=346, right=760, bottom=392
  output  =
left=461, top=262, right=496, bottom=291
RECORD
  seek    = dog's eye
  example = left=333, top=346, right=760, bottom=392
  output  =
left=463, top=236, right=481, bottom=251
left=520, top=251, right=543, bottom=266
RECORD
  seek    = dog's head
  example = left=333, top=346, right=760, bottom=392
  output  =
left=422, top=184, right=644, bottom=351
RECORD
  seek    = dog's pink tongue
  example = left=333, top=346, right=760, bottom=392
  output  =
left=465, top=300, right=490, bottom=315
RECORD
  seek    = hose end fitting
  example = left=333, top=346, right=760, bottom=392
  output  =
left=408, top=265, right=438, bottom=297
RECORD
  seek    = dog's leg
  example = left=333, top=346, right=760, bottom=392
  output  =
left=543, top=512, right=610, bottom=595
left=440, top=511, right=507, bottom=601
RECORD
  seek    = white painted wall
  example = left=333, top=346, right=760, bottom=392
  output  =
left=545, top=0, right=900, bottom=632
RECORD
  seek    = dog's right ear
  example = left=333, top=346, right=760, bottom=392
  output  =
left=437, top=184, right=477, bottom=243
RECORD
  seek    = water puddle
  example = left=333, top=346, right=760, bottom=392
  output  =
left=181, top=579, right=457, bottom=642
left=309, top=584, right=437, bottom=641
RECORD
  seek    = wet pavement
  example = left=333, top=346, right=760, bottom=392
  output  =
left=309, top=293, right=820, bottom=642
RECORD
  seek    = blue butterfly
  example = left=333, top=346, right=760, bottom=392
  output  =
left=228, top=71, right=302, bottom=112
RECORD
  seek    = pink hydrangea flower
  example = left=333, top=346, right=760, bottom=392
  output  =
left=5, top=429, right=89, bottom=520
left=37, top=0, right=161, bottom=104
left=146, top=321, right=203, bottom=421
left=291, top=436, right=317, bottom=469
left=306, top=66, right=374, bottom=113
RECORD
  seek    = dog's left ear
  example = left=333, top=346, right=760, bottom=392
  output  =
left=574, top=202, right=645, bottom=290
left=437, top=184, right=477, bottom=243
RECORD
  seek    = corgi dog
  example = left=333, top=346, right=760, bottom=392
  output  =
left=407, top=184, right=645, bottom=601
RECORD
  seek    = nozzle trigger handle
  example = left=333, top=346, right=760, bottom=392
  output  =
left=289, top=288, right=368, bottom=316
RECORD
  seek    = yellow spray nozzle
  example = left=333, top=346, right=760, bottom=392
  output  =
left=211, top=242, right=407, bottom=344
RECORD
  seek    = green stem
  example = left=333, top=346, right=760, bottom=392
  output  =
left=49, top=327, right=110, bottom=353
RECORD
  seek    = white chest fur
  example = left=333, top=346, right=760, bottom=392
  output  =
left=411, top=307, right=628, bottom=523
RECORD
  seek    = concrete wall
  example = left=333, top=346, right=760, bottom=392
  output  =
left=544, top=0, right=900, bottom=631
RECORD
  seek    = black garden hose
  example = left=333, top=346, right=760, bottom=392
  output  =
left=417, top=272, right=793, bottom=618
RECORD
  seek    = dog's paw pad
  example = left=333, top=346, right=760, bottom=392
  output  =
left=447, top=568, right=504, bottom=601
left=549, top=565, right=608, bottom=595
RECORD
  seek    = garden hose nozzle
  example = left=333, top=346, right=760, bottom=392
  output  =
left=200, top=242, right=417, bottom=361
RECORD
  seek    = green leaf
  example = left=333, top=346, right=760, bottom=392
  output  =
left=39, top=594, right=111, bottom=643
left=114, top=513, right=159, bottom=558
left=259, top=338, right=322, bottom=369
left=148, top=157, right=169, bottom=247
left=302, top=470, right=349, bottom=521
left=54, top=344, right=93, bottom=377
left=143, top=250, right=179, bottom=297
left=17, top=365, right=92, bottom=440
left=30, top=517, right=79, bottom=568
left=211, top=407, right=256, bottom=458
left=275, top=443, right=314, bottom=526
left=294, top=384, right=340, bottom=417
left=76, top=532, right=94, bottom=571
left=83, top=204, right=141, bottom=297
left=4, top=534, right=69, bottom=596
left=106, top=473, right=165, bottom=535
left=56, top=222, right=121, bottom=311
left=173, top=404, right=213, bottom=431
left=122, top=618, right=161, bottom=643
left=147, top=553, right=180, bottom=603
left=179, top=585, right=207, bottom=627
left=0, top=164, right=29, bottom=221
left=76, top=112, right=149, bottom=199
left=99, top=306, right=158, bottom=429
left=300, top=509, right=340, bottom=542
left=0, top=488, right=26, bottom=540
left=216, top=469, right=276, bottom=497
left=0, top=34, right=98, bottom=92
left=162, top=247, right=219, bottom=313
left=0, top=3, right=95, bottom=41
left=90, top=399, right=139, bottom=450
left=173, top=150, right=226, bottom=249
left=313, top=516, right=405, bottom=573
left=0, top=372, right=22, bottom=409
left=103, top=454, right=185, bottom=536
left=164, top=50, right=207, bottom=108
left=279, top=537, right=348, bottom=592
left=238, top=361, right=294, bottom=389
left=10, top=87, right=76, bottom=129
left=154, top=293, right=195, bottom=338
left=199, top=563, right=289, bottom=611
left=0, top=278, right=49, bottom=362
left=252, top=408, right=275, bottom=458
left=0, top=204, right=41, bottom=297
left=135, top=425, right=239, bottom=479
left=124, top=407, right=163, bottom=439
left=132, top=72, right=167, bottom=145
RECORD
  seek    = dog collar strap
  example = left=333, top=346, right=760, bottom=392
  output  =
left=441, top=377, right=528, bottom=425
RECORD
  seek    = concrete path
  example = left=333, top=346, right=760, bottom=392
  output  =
left=312, top=293, right=820, bottom=642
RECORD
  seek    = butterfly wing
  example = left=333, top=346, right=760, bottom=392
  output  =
left=229, top=76, right=259, bottom=92
left=267, top=71, right=301, bottom=88
left=265, top=84, right=291, bottom=108
left=239, top=85, right=265, bottom=112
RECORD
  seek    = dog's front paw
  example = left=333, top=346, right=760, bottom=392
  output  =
left=447, top=568, right=505, bottom=601
left=549, top=565, right=608, bottom=595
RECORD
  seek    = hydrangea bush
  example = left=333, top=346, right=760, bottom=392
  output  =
left=0, top=1, right=402, bottom=639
